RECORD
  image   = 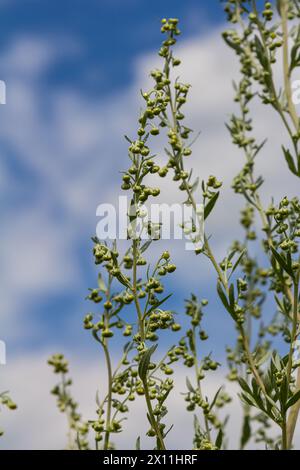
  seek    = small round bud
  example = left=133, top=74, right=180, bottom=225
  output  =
left=166, top=264, right=176, bottom=273
left=102, top=329, right=114, bottom=338
left=172, top=323, right=181, bottom=332
left=162, top=251, right=170, bottom=260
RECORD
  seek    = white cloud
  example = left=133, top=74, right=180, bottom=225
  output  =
left=0, top=28, right=294, bottom=323
left=0, top=351, right=241, bottom=450
left=0, top=207, right=80, bottom=339
left=1, top=36, right=81, bottom=79
left=3, top=351, right=299, bottom=450
left=1, top=22, right=300, bottom=449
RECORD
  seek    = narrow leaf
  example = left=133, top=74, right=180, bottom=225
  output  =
left=282, top=146, right=298, bottom=176
left=204, top=192, right=219, bottom=220
left=285, top=390, right=300, bottom=411
left=215, top=428, right=223, bottom=449
left=138, top=345, right=158, bottom=382
left=240, top=415, right=251, bottom=449
left=270, top=246, right=294, bottom=279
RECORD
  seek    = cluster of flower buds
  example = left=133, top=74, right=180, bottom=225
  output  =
left=178, top=292, right=232, bottom=447
left=147, top=19, right=194, bottom=183
left=0, top=393, right=17, bottom=411
left=91, top=366, right=139, bottom=443
left=228, top=113, right=254, bottom=150
left=223, top=1, right=282, bottom=80
left=240, top=206, right=256, bottom=240
left=146, top=377, right=174, bottom=437
left=86, top=287, right=103, bottom=304
left=145, top=310, right=180, bottom=343
left=196, top=438, right=218, bottom=451
left=185, top=295, right=206, bottom=325
left=48, top=353, right=69, bottom=374
left=91, top=241, right=134, bottom=291
left=159, top=18, right=181, bottom=55
left=83, top=313, right=111, bottom=338
left=271, top=197, right=300, bottom=253
left=48, top=354, right=89, bottom=449
left=222, top=0, right=300, bottom=141
left=110, top=368, right=138, bottom=398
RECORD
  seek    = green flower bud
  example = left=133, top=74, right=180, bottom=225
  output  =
left=152, top=188, right=161, bottom=197
left=183, top=148, right=192, bottom=156
left=166, top=264, right=176, bottom=273
left=172, top=323, right=181, bottom=332
left=173, top=58, right=181, bottom=66
left=150, top=127, right=160, bottom=136
left=102, top=329, right=114, bottom=338
left=200, top=331, right=208, bottom=341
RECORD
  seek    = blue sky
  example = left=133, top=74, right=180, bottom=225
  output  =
left=0, top=1, right=241, bottom=449
left=0, top=0, right=235, bottom=358
left=1, top=0, right=296, bottom=364
left=1, top=0, right=300, bottom=449
left=0, top=0, right=224, bottom=94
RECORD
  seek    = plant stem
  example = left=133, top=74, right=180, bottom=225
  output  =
left=186, top=173, right=268, bottom=404
left=252, top=0, right=298, bottom=153
left=103, top=341, right=113, bottom=450
left=286, top=274, right=300, bottom=449
left=287, top=366, right=300, bottom=448
left=240, top=329, right=266, bottom=394
left=166, top=70, right=228, bottom=293
left=132, top=240, right=145, bottom=339
left=100, top=276, right=114, bottom=450
left=132, top=239, right=166, bottom=450
left=287, top=278, right=299, bottom=384
left=191, top=326, right=211, bottom=441
left=282, top=417, right=288, bottom=450
left=142, top=378, right=166, bottom=450
left=61, top=373, right=75, bottom=450
left=168, top=68, right=268, bottom=398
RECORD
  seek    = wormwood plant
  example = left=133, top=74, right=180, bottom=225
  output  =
left=48, top=17, right=227, bottom=451
left=48, top=355, right=89, bottom=449
left=220, top=0, right=300, bottom=449
left=48, top=2, right=300, bottom=450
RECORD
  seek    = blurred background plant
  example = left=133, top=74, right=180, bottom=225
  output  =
left=2, top=0, right=300, bottom=450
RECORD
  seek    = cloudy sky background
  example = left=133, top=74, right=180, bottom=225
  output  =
left=1, top=0, right=300, bottom=449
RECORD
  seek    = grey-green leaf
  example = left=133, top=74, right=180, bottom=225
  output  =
left=204, top=192, right=219, bottom=220
left=138, top=345, right=158, bottom=382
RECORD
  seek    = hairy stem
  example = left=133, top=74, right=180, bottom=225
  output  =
left=132, top=240, right=166, bottom=450
left=191, top=326, right=211, bottom=441
left=282, top=418, right=288, bottom=450
left=286, top=274, right=300, bottom=449
left=287, top=366, right=300, bottom=448
left=103, top=341, right=113, bottom=450
left=252, top=0, right=298, bottom=152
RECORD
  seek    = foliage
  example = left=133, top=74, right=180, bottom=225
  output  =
left=45, top=2, right=300, bottom=450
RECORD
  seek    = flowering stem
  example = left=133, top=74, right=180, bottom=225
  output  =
left=132, top=239, right=166, bottom=450
left=132, top=240, right=145, bottom=340
left=286, top=274, right=300, bottom=448
left=252, top=0, right=298, bottom=149
left=287, top=366, right=300, bottom=448
left=191, top=326, right=211, bottom=441
left=103, top=341, right=113, bottom=450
